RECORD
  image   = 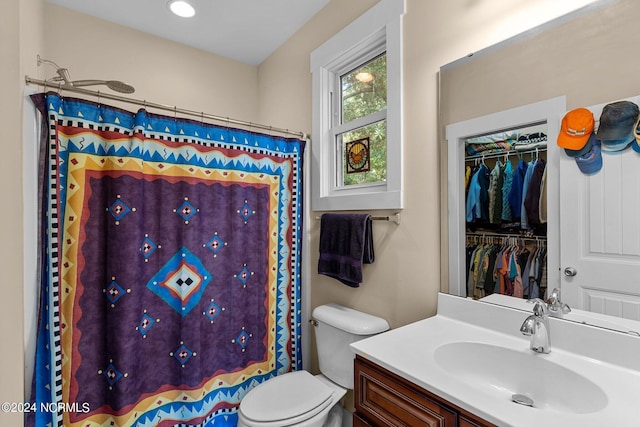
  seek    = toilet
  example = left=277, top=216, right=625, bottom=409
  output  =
left=237, top=303, right=390, bottom=427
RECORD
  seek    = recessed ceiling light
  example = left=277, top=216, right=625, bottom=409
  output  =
left=167, top=0, right=196, bottom=18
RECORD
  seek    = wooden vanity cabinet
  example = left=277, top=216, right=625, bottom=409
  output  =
left=354, top=355, right=496, bottom=427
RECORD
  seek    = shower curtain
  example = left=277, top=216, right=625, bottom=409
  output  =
left=29, top=93, right=304, bottom=427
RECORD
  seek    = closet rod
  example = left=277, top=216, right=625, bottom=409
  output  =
left=466, top=231, right=546, bottom=242
left=465, top=145, right=547, bottom=162
left=24, top=76, right=308, bottom=140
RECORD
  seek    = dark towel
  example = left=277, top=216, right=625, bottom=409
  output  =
left=318, top=213, right=374, bottom=287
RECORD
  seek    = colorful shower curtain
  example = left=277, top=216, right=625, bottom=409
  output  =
left=29, top=93, right=304, bottom=427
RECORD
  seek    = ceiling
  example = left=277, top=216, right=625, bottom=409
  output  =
left=45, top=0, right=330, bottom=66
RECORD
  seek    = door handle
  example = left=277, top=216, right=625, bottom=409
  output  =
left=564, top=267, right=577, bottom=277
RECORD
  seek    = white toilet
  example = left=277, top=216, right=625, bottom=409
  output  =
left=237, top=303, right=389, bottom=427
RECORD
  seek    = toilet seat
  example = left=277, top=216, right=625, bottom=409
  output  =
left=239, top=371, right=335, bottom=426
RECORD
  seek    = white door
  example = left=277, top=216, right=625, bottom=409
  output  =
left=560, top=97, right=640, bottom=320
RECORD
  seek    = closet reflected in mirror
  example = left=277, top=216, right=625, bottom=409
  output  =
left=440, top=0, right=640, bottom=335
left=445, top=97, right=563, bottom=308
left=464, top=124, right=547, bottom=301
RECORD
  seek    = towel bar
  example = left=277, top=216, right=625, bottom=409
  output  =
left=315, top=212, right=401, bottom=225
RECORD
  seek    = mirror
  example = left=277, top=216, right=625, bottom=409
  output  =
left=439, top=0, right=640, bottom=335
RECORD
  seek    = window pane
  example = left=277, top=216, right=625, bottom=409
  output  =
left=339, top=120, right=387, bottom=186
left=341, top=53, right=387, bottom=124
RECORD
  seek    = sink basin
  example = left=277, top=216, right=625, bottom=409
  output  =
left=434, top=342, right=608, bottom=414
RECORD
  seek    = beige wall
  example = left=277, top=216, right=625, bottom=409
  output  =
left=1, top=2, right=24, bottom=424
left=440, top=0, right=636, bottom=124
left=3, top=0, right=601, bottom=424
left=1, top=0, right=42, bottom=424
left=41, top=4, right=259, bottom=121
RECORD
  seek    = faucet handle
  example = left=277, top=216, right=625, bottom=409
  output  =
left=527, top=298, right=549, bottom=317
left=546, top=288, right=571, bottom=315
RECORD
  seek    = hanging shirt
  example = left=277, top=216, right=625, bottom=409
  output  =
left=488, top=161, right=504, bottom=224
left=538, top=167, right=548, bottom=224
left=465, top=164, right=490, bottom=222
left=483, top=246, right=499, bottom=295
left=499, top=250, right=511, bottom=295
left=524, top=159, right=546, bottom=226
left=520, top=161, right=537, bottom=230
left=509, top=251, right=523, bottom=298
left=501, top=160, right=514, bottom=222
left=467, top=245, right=485, bottom=297
left=508, top=159, right=528, bottom=221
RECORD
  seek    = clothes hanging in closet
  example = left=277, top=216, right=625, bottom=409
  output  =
left=466, top=240, right=547, bottom=300
left=466, top=156, right=546, bottom=233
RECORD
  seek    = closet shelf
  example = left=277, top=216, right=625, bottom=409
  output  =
left=465, top=145, right=547, bottom=162
left=466, top=231, right=546, bottom=242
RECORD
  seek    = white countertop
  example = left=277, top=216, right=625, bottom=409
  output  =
left=350, top=293, right=640, bottom=427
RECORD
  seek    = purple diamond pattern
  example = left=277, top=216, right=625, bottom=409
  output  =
left=176, top=200, right=198, bottom=222
left=173, top=344, right=194, bottom=366
left=140, top=236, right=157, bottom=259
left=108, top=198, right=131, bottom=221
left=205, top=234, right=225, bottom=255
left=204, top=301, right=221, bottom=321
left=102, top=363, right=123, bottom=386
left=106, top=280, right=126, bottom=304
left=137, top=313, right=155, bottom=337
left=239, top=201, right=253, bottom=222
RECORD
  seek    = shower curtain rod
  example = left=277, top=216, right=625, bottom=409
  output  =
left=25, top=76, right=308, bottom=140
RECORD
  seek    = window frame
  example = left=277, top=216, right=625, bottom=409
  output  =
left=310, top=0, right=404, bottom=211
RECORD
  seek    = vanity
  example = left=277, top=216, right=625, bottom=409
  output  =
left=350, top=293, right=640, bottom=427
left=353, top=355, right=492, bottom=426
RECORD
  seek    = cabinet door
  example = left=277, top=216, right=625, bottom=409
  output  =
left=355, top=356, right=457, bottom=426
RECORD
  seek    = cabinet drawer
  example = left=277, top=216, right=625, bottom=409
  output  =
left=353, top=412, right=372, bottom=427
left=355, top=356, right=457, bottom=426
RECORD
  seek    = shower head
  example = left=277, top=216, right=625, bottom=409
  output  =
left=37, top=55, right=136, bottom=94
left=70, top=79, right=136, bottom=94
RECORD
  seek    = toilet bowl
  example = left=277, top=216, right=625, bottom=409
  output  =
left=237, top=303, right=389, bottom=427
left=237, top=371, right=345, bottom=427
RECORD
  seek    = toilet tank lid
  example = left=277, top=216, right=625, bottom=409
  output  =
left=312, top=303, right=390, bottom=335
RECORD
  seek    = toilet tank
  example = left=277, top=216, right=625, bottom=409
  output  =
left=312, top=303, right=389, bottom=389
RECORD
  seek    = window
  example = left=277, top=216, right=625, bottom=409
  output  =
left=337, top=53, right=387, bottom=187
left=310, top=0, right=404, bottom=211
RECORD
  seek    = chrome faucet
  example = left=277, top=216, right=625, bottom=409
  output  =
left=546, top=287, right=571, bottom=317
left=520, top=298, right=551, bottom=354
